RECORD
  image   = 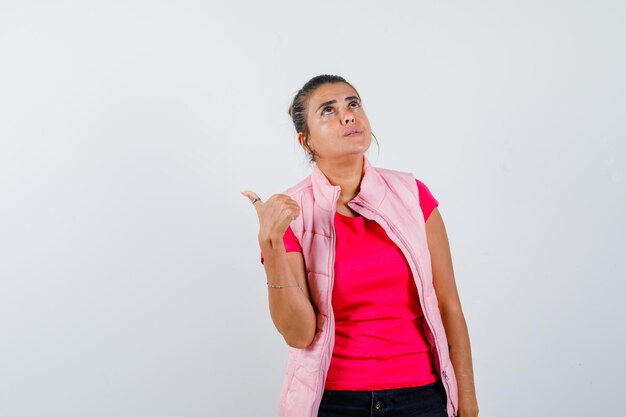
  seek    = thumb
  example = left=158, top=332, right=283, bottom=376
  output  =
left=240, top=190, right=263, bottom=212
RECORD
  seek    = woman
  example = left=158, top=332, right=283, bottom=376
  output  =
left=241, top=75, right=478, bottom=417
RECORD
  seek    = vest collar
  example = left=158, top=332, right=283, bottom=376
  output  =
left=311, top=155, right=386, bottom=212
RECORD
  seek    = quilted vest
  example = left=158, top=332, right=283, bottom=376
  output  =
left=277, top=156, right=459, bottom=417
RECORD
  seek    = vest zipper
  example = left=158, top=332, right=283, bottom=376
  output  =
left=350, top=200, right=457, bottom=416
left=317, top=187, right=341, bottom=414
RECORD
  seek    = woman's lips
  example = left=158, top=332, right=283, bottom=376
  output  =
left=344, top=129, right=362, bottom=137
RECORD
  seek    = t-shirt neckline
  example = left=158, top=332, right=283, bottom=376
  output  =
left=335, top=210, right=364, bottom=220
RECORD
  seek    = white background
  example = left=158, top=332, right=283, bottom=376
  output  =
left=1, top=1, right=624, bottom=416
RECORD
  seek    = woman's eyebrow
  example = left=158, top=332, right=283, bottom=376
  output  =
left=315, top=96, right=361, bottom=113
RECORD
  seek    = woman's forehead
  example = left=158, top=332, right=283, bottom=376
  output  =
left=309, top=83, right=358, bottom=105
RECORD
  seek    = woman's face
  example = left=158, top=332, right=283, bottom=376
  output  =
left=300, top=82, right=372, bottom=162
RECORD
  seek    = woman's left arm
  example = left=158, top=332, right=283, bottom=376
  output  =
left=426, top=207, right=479, bottom=417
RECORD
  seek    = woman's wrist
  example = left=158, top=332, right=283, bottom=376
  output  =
left=258, top=231, right=285, bottom=249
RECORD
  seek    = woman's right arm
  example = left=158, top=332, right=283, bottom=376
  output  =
left=259, top=236, right=317, bottom=349
left=241, top=189, right=317, bottom=349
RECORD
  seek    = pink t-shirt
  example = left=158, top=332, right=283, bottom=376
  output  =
left=260, top=179, right=440, bottom=390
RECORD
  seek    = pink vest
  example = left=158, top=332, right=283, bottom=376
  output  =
left=277, top=156, right=459, bottom=417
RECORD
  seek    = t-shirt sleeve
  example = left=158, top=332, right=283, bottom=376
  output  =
left=415, top=179, right=439, bottom=222
left=260, top=225, right=303, bottom=264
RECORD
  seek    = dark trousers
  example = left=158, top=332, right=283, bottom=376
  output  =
left=317, top=380, right=448, bottom=417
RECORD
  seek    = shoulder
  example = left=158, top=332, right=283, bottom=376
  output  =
left=375, top=166, right=439, bottom=213
left=415, top=178, right=432, bottom=193
left=414, top=178, right=437, bottom=199
left=414, top=178, right=439, bottom=219
left=280, top=175, right=312, bottom=200
left=374, top=165, right=415, bottom=181
left=373, top=166, right=420, bottom=199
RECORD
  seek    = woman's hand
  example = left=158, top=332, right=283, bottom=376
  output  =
left=457, top=395, right=479, bottom=417
left=240, top=190, right=301, bottom=242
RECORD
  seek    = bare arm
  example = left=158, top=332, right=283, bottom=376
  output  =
left=259, top=236, right=317, bottom=349
left=426, top=207, right=479, bottom=417
left=241, top=189, right=317, bottom=349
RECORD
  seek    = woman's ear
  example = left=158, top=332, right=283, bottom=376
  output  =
left=299, top=133, right=313, bottom=153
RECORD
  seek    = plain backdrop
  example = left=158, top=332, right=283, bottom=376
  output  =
left=1, top=1, right=624, bottom=416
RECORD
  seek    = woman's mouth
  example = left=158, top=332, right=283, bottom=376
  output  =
left=344, top=129, right=362, bottom=137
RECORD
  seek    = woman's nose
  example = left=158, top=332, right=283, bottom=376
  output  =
left=340, top=112, right=355, bottom=125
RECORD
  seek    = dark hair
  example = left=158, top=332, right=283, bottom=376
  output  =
left=288, top=74, right=378, bottom=163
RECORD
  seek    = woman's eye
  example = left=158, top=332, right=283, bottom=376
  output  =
left=322, top=101, right=360, bottom=115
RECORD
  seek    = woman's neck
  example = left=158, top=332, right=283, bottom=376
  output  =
left=316, top=155, right=364, bottom=203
